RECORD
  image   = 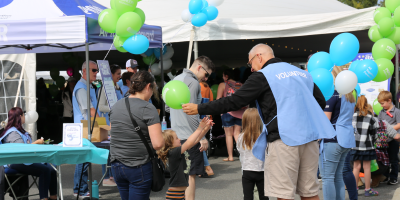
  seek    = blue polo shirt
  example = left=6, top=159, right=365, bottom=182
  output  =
left=323, top=91, right=341, bottom=143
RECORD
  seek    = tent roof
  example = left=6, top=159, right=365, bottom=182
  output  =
left=95, top=0, right=375, bottom=43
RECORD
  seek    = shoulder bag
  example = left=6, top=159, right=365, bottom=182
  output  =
left=124, top=98, right=165, bottom=192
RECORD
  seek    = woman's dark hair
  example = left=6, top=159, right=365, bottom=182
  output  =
left=110, top=64, right=121, bottom=74
left=1, top=107, right=27, bottom=138
left=223, top=68, right=235, bottom=81
left=129, top=71, right=155, bottom=95
left=122, top=72, right=134, bottom=86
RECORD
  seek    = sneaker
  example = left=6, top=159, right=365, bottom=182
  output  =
left=102, top=179, right=117, bottom=187
left=365, top=188, right=379, bottom=196
left=73, top=192, right=101, bottom=199
left=381, top=177, right=389, bottom=183
left=387, top=179, right=398, bottom=185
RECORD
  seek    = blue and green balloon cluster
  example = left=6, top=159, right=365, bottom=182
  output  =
left=182, top=0, right=224, bottom=27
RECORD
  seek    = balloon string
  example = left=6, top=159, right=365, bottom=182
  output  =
left=163, top=21, right=190, bottom=49
left=103, top=43, right=114, bottom=60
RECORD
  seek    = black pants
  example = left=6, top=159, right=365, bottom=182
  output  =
left=242, top=170, right=269, bottom=200
left=384, top=140, right=399, bottom=180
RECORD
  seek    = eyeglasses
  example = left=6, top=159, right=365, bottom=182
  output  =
left=201, top=66, right=210, bottom=78
left=247, top=54, right=260, bottom=68
left=91, top=69, right=99, bottom=73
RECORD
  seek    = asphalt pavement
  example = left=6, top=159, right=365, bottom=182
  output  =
left=4, top=149, right=399, bottom=200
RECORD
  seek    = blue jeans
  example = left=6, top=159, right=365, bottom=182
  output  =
left=319, top=142, right=349, bottom=200
left=221, top=113, right=242, bottom=127
left=203, top=151, right=210, bottom=167
left=111, top=161, right=152, bottom=200
left=343, top=151, right=358, bottom=200
left=10, top=163, right=57, bottom=199
left=73, top=163, right=89, bottom=195
left=384, top=140, right=399, bottom=180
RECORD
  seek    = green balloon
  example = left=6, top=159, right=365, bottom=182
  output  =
left=368, top=25, right=383, bottom=42
left=110, top=0, right=138, bottom=16
left=373, top=58, right=394, bottom=82
left=143, top=55, right=156, bottom=65
left=48, top=84, right=59, bottom=97
left=56, top=76, right=66, bottom=89
left=388, top=27, right=400, bottom=44
left=50, top=68, right=60, bottom=81
left=373, top=99, right=383, bottom=115
left=378, top=17, right=395, bottom=37
left=162, top=80, right=190, bottom=109
left=211, top=84, right=218, bottom=100
left=394, top=7, right=400, bottom=27
left=113, top=35, right=128, bottom=53
left=372, top=38, right=396, bottom=60
left=386, top=0, right=400, bottom=13
left=116, top=12, right=142, bottom=38
left=134, top=8, right=146, bottom=25
left=352, top=90, right=357, bottom=100
left=374, top=7, right=392, bottom=24
left=98, top=9, right=119, bottom=33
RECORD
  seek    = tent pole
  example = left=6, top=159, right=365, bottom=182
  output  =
left=187, top=26, right=195, bottom=69
left=396, top=47, right=399, bottom=108
left=194, top=41, right=198, bottom=60
left=160, top=47, right=165, bottom=118
left=14, top=54, right=28, bottom=107
left=85, top=43, right=93, bottom=200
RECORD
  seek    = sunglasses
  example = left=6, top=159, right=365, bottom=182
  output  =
left=201, top=66, right=210, bottom=78
left=91, top=69, right=99, bottom=73
left=247, top=54, right=261, bottom=68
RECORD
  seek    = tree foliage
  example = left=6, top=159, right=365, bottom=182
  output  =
left=338, top=0, right=378, bottom=9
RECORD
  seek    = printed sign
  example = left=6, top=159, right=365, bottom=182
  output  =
left=63, top=123, right=83, bottom=147
left=97, top=60, right=118, bottom=109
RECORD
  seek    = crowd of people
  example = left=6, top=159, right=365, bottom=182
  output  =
left=1, top=43, right=400, bottom=200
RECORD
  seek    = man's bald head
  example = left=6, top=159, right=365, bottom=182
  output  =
left=248, top=44, right=275, bottom=72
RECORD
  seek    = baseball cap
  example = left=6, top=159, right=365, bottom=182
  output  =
left=126, top=59, right=139, bottom=69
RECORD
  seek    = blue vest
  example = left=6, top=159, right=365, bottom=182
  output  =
left=252, top=63, right=336, bottom=161
left=72, top=80, right=99, bottom=123
left=0, top=127, right=33, bottom=165
left=121, top=85, right=129, bottom=97
left=333, top=96, right=356, bottom=148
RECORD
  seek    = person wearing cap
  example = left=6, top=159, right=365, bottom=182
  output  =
left=118, top=59, right=139, bottom=88
left=62, top=77, right=78, bottom=124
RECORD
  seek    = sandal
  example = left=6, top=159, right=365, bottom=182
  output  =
left=223, top=158, right=234, bottom=162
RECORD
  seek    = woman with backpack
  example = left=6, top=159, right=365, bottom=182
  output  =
left=217, top=69, right=247, bottom=161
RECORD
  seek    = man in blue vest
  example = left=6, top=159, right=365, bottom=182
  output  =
left=183, top=44, right=335, bottom=200
left=72, top=60, right=100, bottom=198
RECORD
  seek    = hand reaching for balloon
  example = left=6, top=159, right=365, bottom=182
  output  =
left=198, top=117, right=209, bottom=130
left=182, top=103, right=199, bottom=115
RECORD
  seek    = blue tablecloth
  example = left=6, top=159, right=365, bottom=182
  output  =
left=0, top=139, right=109, bottom=165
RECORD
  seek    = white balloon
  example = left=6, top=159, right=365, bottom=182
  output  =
left=181, top=9, right=194, bottom=22
left=163, top=46, right=175, bottom=60
left=158, top=59, right=173, bottom=70
left=150, top=63, right=161, bottom=76
left=209, top=0, right=224, bottom=7
left=25, top=111, right=39, bottom=124
left=335, top=70, right=358, bottom=95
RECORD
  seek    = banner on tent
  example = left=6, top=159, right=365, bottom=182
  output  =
left=352, top=53, right=373, bottom=61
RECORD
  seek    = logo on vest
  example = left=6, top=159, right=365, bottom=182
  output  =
left=275, top=71, right=307, bottom=80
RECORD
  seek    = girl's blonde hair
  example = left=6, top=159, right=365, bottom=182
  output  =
left=331, top=66, right=356, bottom=103
left=156, top=130, right=176, bottom=166
left=241, top=108, right=262, bottom=150
left=355, top=95, right=373, bottom=116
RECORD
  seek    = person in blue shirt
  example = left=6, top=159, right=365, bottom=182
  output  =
left=118, top=59, right=139, bottom=88
left=320, top=66, right=357, bottom=200
left=121, top=72, right=134, bottom=97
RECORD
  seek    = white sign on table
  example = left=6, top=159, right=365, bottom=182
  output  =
left=63, top=123, right=83, bottom=147
left=97, top=60, right=118, bottom=109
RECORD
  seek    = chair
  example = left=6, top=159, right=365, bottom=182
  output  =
left=4, top=167, right=39, bottom=200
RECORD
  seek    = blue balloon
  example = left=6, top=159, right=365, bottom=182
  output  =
left=202, top=6, right=218, bottom=21
left=349, top=59, right=378, bottom=83
left=191, top=13, right=208, bottom=27
left=310, top=68, right=334, bottom=100
left=144, top=48, right=154, bottom=57
left=202, top=0, right=208, bottom=9
left=325, top=85, right=335, bottom=101
left=154, top=46, right=167, bottom=59
left=189, top=0, right=203, bottom=14
left=349, top=60, right=360, bottom=71
left=123, top=34, right=150, bottom=55
left=307, top=51, right=334, bottom=72
left=355, top=83, right=361, bottom=96
left=329, top=33, right=360, bottom=66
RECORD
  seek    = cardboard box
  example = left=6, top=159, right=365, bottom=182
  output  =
left=81, top=117, right=110, bottom=142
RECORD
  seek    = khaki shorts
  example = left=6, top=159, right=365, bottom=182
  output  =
left=264, top=139, right=319, bottom=199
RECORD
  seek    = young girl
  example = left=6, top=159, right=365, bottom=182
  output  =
left=351, top=95, right=379, bottom=196
left=237, top=108, right=269, bottom=200
left=157, top=117, right=213, bottom=200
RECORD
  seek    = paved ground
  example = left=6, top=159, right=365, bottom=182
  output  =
left=5, top=150, right=400, bottom=200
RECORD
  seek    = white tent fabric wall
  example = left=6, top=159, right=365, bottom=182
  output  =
left=0, top=54, right=37, bottom=139
left=95, top=0, right=375, bottom=42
